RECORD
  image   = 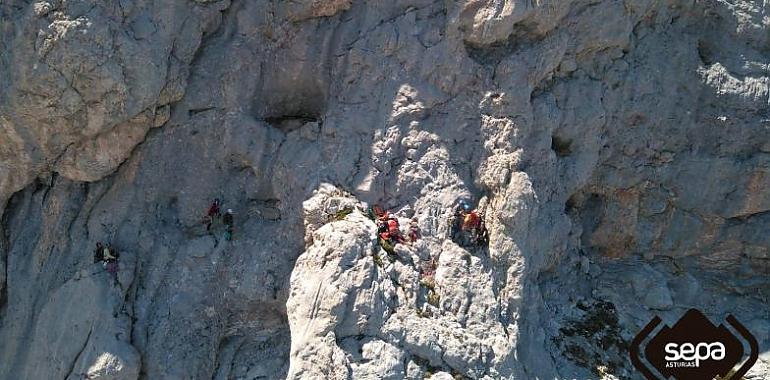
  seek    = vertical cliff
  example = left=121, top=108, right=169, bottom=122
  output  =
left=0, top=1, right=768, bottom=379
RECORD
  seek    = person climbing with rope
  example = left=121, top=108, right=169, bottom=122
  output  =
left=94, top=242, right=104, bottom=263
left=450, top=199, right=488, bottom=247
left=205, top=198, right=222, bottom=231
left=95, top=243, right=120, bottom=284
left=223, top=209, right=234, bottom=241
left=369, top=204, right=410, bottom=255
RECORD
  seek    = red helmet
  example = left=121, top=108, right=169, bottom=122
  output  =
left=387, top=219, right=398, bottom=229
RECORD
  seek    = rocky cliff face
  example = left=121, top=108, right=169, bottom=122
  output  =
left=0, top=0, right=768, bottom=379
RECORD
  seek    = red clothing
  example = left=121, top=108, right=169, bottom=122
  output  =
left=462, top=211, right=480, bottom=230
left=387, top=219, right=399, bottom=234
left=207, top=203, right=221, bottom=217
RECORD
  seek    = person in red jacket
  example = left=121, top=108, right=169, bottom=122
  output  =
left=453, top=200, right=487, bottom=247
left=205, top=198, right=221, bottom=231
left=378, top=217, right=406, bottom=254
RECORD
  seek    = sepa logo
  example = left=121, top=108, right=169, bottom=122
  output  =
left=630, top=309, right=758, bottom=380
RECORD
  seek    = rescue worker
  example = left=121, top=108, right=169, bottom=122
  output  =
left=378, top=217, right=406, bottom=255
left=451, top=200, right=488, bottom=247
left=223, top=209, right=234, bottom=241
left=378, top=230, right=396, bottom=255
left=205, top=198, right=222, bottom=231
left=94, top=242, right=104, bottom=263
left=408, top=218, right=420, bottom=242
left=448, top=200, right=467, bottom=241
left=103, top=243, right=119, bottom=281
left=103, top=243, right=116, bottom=263
left=370, top=204, right=392, bottom=235
left=461, top=203, right=481, bottom=232
left=387, top=218, right=406, bottom=244
left=448, top=200, right=466, bottom=241
left=368, top=204, right=387, bottom=221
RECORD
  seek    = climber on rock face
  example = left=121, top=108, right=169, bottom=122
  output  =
left=101, top=243, right=119, bottom=282
left=461, top=203, right=480, bottom=232
left=451, top=199, right=488, bottom=247
left=368, top=204, right=389, bottom=223
left=388, top=219, right=406, bottom=242
left=449, top=200, right=468, bottom=239
left=94, top=242, right=104, bottom=263
left=223, top=209, right=234, bottom=241
left=369, top=204, right=393, bottom=235
left=378, top=230, right=396, bottom=255
left=205, top=198, right=222, bottom=231
left=408, top=218, right=420, bottom=242
left=377, top=216, right=407, bottom=255
left=448, top=200, right=467, bottom=241
left=368, top=204, right=412, bottom=255
left=103, top=243, right=116, bottom=263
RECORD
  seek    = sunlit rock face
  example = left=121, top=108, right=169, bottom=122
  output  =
left=0, top=1, right=768, bottom=379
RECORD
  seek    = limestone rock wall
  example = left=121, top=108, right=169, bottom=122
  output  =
left=0, top=0, right=768, bottom=379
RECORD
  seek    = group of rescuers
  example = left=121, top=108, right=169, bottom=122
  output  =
left=368, top=199, right=489, bottom=256
left=92, top=197, right=486, bottom=280
left=92, top=198, right=236, bottom=281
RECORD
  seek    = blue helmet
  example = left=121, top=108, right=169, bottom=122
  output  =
left=460, top=200, right=471, bottom=211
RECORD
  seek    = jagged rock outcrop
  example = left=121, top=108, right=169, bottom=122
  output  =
left=1, top=0, right=768, bottom=379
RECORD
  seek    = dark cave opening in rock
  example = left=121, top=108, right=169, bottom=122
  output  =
left=253, top=65, right=328, bottom=136
left=565, top=193, right=580, bottom=214
left=255, top=79, right=326, bottom=134
left=3, top=0, right=770, bottom=379
left=551, top=135, right=573, bottom=157
left=264, top=115, right=320, bottom=134
left=698, top=40, right=715, bottom=66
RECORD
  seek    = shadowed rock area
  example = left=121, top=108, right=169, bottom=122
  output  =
left=0, top=0, right=768, bottom=379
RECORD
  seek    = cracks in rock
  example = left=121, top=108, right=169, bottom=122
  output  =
left=726, top=209, right=770, bottom=224
left=348, top=137, right=369, bottom=187
left=410, top=354, right=448, bottom=378
left=465, top=14, right=554, bottom=67
left=187, top=0, right=239, bottom=74
left=39, top=172, right=57, bottom=205
left=552, top=300, right=629, bottom=378
left=118, top=255, right=141, bottom=323
left=210, top=335, right=246, bottom=380
left=338, top=0, right=444, bottom=55
left=188, top=106, right=219, bottom=118
left=84, top=177, right=114, bottom=243
left=49, top=141, right=77, bottom=173
left=45, top=63, right=89, bottom=131
left=63, top=324, right=93, bottom=380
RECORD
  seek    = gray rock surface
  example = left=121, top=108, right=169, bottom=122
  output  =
left=1, top=0, right=768, bottom=379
